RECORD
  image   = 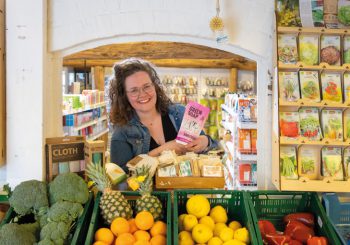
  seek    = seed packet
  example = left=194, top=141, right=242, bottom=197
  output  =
left=320, top=35, right=341, bottom=65
left=299, top=71, right=321, bottom=102
left=237, top=99, right=251, bottom=122
left=298, top=145, right=320, bottom=180
left=321, top=72, right=342, bottom=103
left=238, top=129, right=251, bottom=154
left=280, top=112, right=300, bottom=139
left=251, top=129, right=257, bottom=154
left=321, top=147, right=343, bottom=180
left=278, top=34, right=299, bottom=64
left=338, top=0, right=350, bottom=28
left=280, top=146, right=298, bottom=180
left=344, top=36, right=350, bottom=64
left=176, top=101, right=210, bottom=145
left=344, top=109, right=350, bottom=140
left=344, top=147, right=350, bottom=178
left=344, top=73, right=350, bottom=102
left=276, top=0, right=301, bottom=27
left=299, top=35, right=319, bottom=65
left=279, top=71, right=300, bottom=102
left=299, top=0, right=325, bottom=27
left=321, top=109, right=343, bottom=141
left=299, top=107, right=322, bottom=140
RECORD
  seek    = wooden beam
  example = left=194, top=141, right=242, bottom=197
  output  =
left=63, top=58, right=256, bottom=70
left=229, top=68, right=238, bottom=92
left=93, top=66, right=105, bottom=91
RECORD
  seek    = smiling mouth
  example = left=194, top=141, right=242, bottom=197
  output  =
left=138, top=98, right=151, bottom=104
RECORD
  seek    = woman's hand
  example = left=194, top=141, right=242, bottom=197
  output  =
left=185, top=135, right=209, bottom=153
left=148, top=140, right=187, bottom=157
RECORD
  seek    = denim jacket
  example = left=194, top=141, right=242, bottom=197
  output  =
left=110, top=104, right=218, bottom=171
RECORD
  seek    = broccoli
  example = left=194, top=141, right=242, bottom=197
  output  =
left=38, top=239, right=55, bottom=245
left=48, top=173, right=89, bottom=205
left=39, top=213, right=49, bottom=228
left=20, top=221, right=40, bottom=240
left=0, top=223, right=37, bottom=245
left=8, top=179, right=49, bottom=216
left=47, top=201, right=83, bottom=223
left=39, top=220, right=71, bottom=245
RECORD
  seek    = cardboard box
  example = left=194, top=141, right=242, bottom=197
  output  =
left=45, top=136, right=85, bottom=181
left=84, top=140, right=105, bottom=166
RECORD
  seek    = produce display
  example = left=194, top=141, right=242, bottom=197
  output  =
left=0, top=172, right=90, bottom=244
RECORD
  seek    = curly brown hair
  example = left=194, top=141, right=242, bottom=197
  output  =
left=109, top=58, right=172, bottom=126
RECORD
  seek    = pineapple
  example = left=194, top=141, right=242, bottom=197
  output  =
left=85, top=162, right=133, bottom=224
left=134, top=166, right=163, bottom=221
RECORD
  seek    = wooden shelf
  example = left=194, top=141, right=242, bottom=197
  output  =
left=278, top=62, right=350, bottom=71
left=277, top=26, right=350, bottom=35
left=281, top=177, right=350, bottom=192
left=280, top=137, right=350, bottom=146
left=279, top=99, right=350, bottom=109
left=62, top=102, right=106, bottom=116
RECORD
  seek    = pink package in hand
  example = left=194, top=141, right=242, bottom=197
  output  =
left=176, top=101, right=210, bottom=145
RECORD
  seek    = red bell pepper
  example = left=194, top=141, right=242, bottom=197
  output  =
left=307, top=236, right=328, bottom=245
left=283, top=212, right=315, bottom=227
left=258, top=220, right=277, bottom=242
left=289, top=240, right=303, bottom=245
left=265, top=233, right=291, bottom=245
left=285, top=220, right=315, bottom=243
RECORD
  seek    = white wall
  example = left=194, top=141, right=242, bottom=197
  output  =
left=3, top=0, right=275, bottom=188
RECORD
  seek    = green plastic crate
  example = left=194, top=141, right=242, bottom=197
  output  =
left=245, top=191, right=342, bottom=245
left=84, top=191, right=172, bottom=245
left=0, top=191, right=94, bottom=245
left=173, top=189, right=258, bottom=245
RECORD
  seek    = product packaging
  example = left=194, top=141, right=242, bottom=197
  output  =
left=278, top=34, right=299, bottom=64
left=299, top=70, right=321, bottom=102
left=321, top=109, right=343, bottom=141
left=321, top=147, right=343, bottom=180
left=344, top=36, right=350, bottom=64
left=279, top=71, right=300, bottom=102
left=299, top=35, right=319, bottom=65
left=344, top=147, right=350, bottom=178
left=344, top=73, right=350, bottom=102
left=280, top=111, right=300, bottom=139
left=320, top=35, right=341, bottom=65
left=280, top=146, right=298, bottom=180
left=298, top=145, right=320, bottom=180
left=321, top=72, right=342, bottom=103
left=344, top=109, right=350, bottom=140
left=299, top=0, right=324, bottom=27
left=299, top=107, right=322, bottom=140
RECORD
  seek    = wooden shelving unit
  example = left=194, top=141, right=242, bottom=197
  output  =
left=272, top=27, right=350, bottom=192
left=0, top=0, right=5, bottom=166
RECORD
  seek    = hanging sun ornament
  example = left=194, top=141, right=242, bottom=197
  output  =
left=210, top=0, right=228, bottom=43
left=210, top=15, right=224, bottom=32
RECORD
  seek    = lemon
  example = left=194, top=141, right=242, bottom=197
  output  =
left=178, top=230, right=194, bottom=245
left=192, top=224, right=213, bottom=244
left=186, top=195, right=211, bottom=218
left=219, top=227, right=234, bottom=242
left=199, top=216, right=215, bottom=230
left=213, top=223, right=227, bottom=237
left=222, top=239, right=246, bottom=245
left=183, top=214, right=198, bottom=232
left=178, top=214, right=187, bottom=231
left=228, top=221, right=242, bottom=232
left=210, top=205, right=228, bottom=223
left=208, top=236, right=223, bottom=245
left=234, top=227, right=250, bottom=244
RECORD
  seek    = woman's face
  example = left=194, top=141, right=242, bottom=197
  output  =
left=125, top=71, right=157, bottom=114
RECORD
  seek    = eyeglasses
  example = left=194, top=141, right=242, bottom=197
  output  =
left=126, top=83, right=155, bottom=97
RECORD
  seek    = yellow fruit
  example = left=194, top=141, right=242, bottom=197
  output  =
left=208, top=236, right=223, bottom=245
left=213, top=223, right=227, bottom=237
left=94, top=228, right=114, bottom=245
left=134, top=240, right=151, bottom=245
left=210, top=205, right=228, bottom=223
left=234, top=227, right=250, bottom=244
left=222, top=239, right=245, bottom=245
left=110, top=217, right=130, bottom=236
left=178, top=214, right=187, bottom=231
left=191, top=224, right=213, bottom=244
left=114, top=232, right=135, bottom=245
left=150, top=220, right=167, bottom=236
left=134, top=230, right=151, bottom=241
left=135, top=211, right=154, bottom=231
left=199, top=216, right=215, bottom=230
left=183, top=214, right=198, bottom=231
left=93, top=242, right=109, bottom=245
left=178, top=231, right=194, bottom=245
left=219, top=227, right=234, bottom=242
left=150, top=234, right=166, bottom=245
left=228, top=221, right=242, bottom=232
left=186, top=195, right=211, bottom=218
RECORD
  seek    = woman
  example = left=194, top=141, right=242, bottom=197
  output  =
left=109, top=58, right=218, bottom=171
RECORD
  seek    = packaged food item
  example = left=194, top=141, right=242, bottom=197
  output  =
left=299, top=0, right=325, bottom=27
left=299, top=35, right=319, bottom=65
left=321, top=109, right=343, bottom=141
left=278, top=34, right=298, bottom=64
left=239, top=164, right=251, bottom=184
left=280, top=112, right=300, bottom=139
left=344, top=73, right=350, bottom=102
left=105, top=163, right=127, bottom=185
left=321, top=72, right=342, bottom=103
left=238, top=129, right=251, bottom=154
left=280, top=146, right=298, bottom=180
left=299, top=71, right=321, bottom=102
left=251, top=163, right=257, bottom=184
left=298, top=145, right=320, bottom=180
left=251, top=129, right=257, bottom=154
left=344, top=147, right=350, bottom=178
left=279, top=71, right=300, bottom=102
left=324, top=0, right=339, bottom=28
left=321, top=147, right=343, bottom=180
left=202, top=165, right=223, bottom=177
left=337, top=0, right=350, bottom=28
left=157, top=165, right=177, bottom=177
left=299, top=107, right=322, bottom=140
left=320, top=35, right=341, bottom=65
left=276, top=0, right=301, bottom=27
left=179, top=160, right=192, bottom=177
left=344, top=36, right=350, bottom=64
left=176, top=101, right=210, bottom=145
left=344, top=109, right=350, bottom=140
left=237, top=99, right=251, bottom=122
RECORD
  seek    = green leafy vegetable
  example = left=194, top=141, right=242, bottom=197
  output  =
left=338, top=6, right=350, bottom=26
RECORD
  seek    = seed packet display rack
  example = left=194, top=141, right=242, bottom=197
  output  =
left=272, top=27, right=350, bottom=192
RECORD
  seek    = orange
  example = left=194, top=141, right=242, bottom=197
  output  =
left=135, top=211, right=154, bottom=230
left=134, top=240, right=151, bottom=245
left=93, top=241, right=109, bottom=245
left=110, top=217, right=130, bottom=236
left=128, top=218, right=139, bottom=233
left=134, top=230, right=151, bottom=241
left=150, top=234, right=166, bottom=245
left=94, top=228, right=114, bottom=245
left=150, top=221, right=167, bottom=236
left=114, top=232, right=135, bottom=245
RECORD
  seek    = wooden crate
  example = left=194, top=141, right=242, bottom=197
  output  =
left=155, top=173, right=225, bottom=189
